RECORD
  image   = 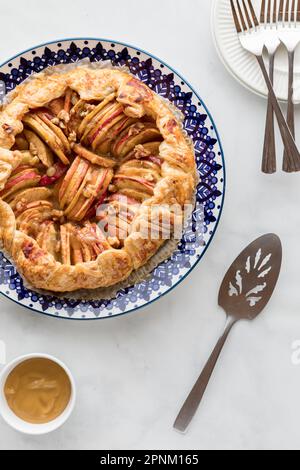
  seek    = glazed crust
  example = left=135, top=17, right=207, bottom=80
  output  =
left=0, top=66, right=197, bottom=292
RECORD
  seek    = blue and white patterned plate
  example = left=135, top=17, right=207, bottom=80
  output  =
left=0, top=38, right=225, bottom=320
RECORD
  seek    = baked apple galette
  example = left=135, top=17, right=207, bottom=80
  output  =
left=0, top=67, right=197, bottom=292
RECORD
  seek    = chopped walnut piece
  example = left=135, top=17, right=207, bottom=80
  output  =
left=47, top=166, right=56, bottom=177
left=83, top=185, right=98, bottom=199
left=2, top=123, right=13, bottom=134
left=52, top=209, right=64, bottom=220
left=133, top=144, right=151, bottom=159
left=58, top=110, right=70, bottom=123
left=128, top=123, right=145, bottom=137
left=68, top=131, right=77, bottom=144
left=108, top=184, right=117, bottom=193
left=51, top=117, right=60, bottom=125
left=108, top=236, right=120, bottom=248
left=79, top=110, right=90, bottom=118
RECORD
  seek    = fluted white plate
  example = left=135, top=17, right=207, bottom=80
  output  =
left=212, top=0, right=300, bottom=103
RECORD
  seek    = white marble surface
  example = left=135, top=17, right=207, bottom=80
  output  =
left=0, top=0, right=299, bottom=451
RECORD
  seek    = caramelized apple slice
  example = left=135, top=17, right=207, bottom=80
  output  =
left=0, top=168, right=41, bottom=201
left=73, top=144, right=116, bottom=168
left=113, top=187, right=150, bottom=202
left=89, top=103, right=125, bottom=150
left=96, top=117, right=134, bottom=155
left=36, top=221, right=60, bottom=259
left=23, top=114, right=69, bottom=165
left=36, top=111, right=71, bottom=154
left=112, top=123, right=162, bottom=159
left=77, top=222, right=110, bottom=256
left=10, top=187, right=53, bottom=211
left=24, top=129, right=54, bottom=168
left=78, top=93, right=116, bottom=138
left=69, top=228, right=84, bottom=265
left=124, top=141, right=162, bottom=162
left=64, top=166, right=94, bottom=219
left=60, top=224, right=71, bottom=265
left=120, top=159, right=161, bottom=183
left=17, top=202, right=53, bottom=236
left=80, top=101, right=122, bottom=146
left=59, top=157, right=89, bottom=209
left=66, top=167, right=113, bottom=221
left=15, top=134, right=29, bottom=151
left=80, top=241, right=94, bottom=262
left=114, top=175, right=155, bottom=197
left=97, top=193, right=141, bottom=243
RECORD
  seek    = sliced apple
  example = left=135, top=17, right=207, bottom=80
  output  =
left=17, top=203, right=53, bottom=236
left=63, top=166, right=94, bottom=219
left=80, top=241, right=94, bottom=262
left=119, top=159, right=161, bottom=184
left=66, top=167, right=113, bottom=221
left=78, top=93, right=116, bottom=138
left=36, top=111, right=71, bottom=154
left=80, top=101, right=121, bottom=145
left=73, top=144, right=116, bottom=168
left=59, top=157, right=90, bottom=209
left=96, top=116, right=137, bottom=155
left=77, top=222, right=110, bottom=256
left=23, top=114, right=69, bottom=165
left=113, top=187, right=150, bottom=202
left=39, top=162, right=67, bottom=187
left=35, top=221, right=60, bottom=259
left=15, top=134, right=29, bottom=151
left=60, top=224, right=71, bottom=265
left=108, top=193, right=140, bottom=206
left=69, top=229, right=84, bottom=264
left=89, top=103, right=125, bottom=150
left=112, top=123, right=162, bottom=159
left=124, top=141, right=162, bottom=163
left=16, top=199, right=53, bottom=214
left=97, top=194, right=141, bottom=243
left=10, top=187, right=53, bottom=211
left=24, top=129, right=54, bottom=168
left=113, top=175, right=155, bottom=196
left=0, top=168, right=41, bottom=201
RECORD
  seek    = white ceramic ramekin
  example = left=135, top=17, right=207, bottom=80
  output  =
left=0, top=353, right=76, bottom=435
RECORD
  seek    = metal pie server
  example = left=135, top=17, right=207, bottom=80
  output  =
left=173, top=233, right=282, bottom=433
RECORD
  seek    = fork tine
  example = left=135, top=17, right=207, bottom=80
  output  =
left=273, top=0, right=278, bottom=23
left=230, top=0, right=243, bottom=33
left=291, top=0, right=296, bottom=21
left=260, top=0, right=266, bottom=23
left=285, top=0, right=290, bottom=22
left=237, top=0, right=248, bottom=30
left=267, top=0, right=271, bottom=22
left=278, top=0, right=284, bottom=21
left=242, top=0, right=253, bottom=27
left=247, top=0, right=260, bottom=26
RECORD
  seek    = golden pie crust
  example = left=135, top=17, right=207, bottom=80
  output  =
left=0, top=66, right=197, bottom=292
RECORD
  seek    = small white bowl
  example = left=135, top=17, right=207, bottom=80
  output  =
left=0, top=353, right=76, bottom=435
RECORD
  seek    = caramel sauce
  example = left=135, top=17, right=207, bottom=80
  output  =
left=4, top=358, right=71, bottom=424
